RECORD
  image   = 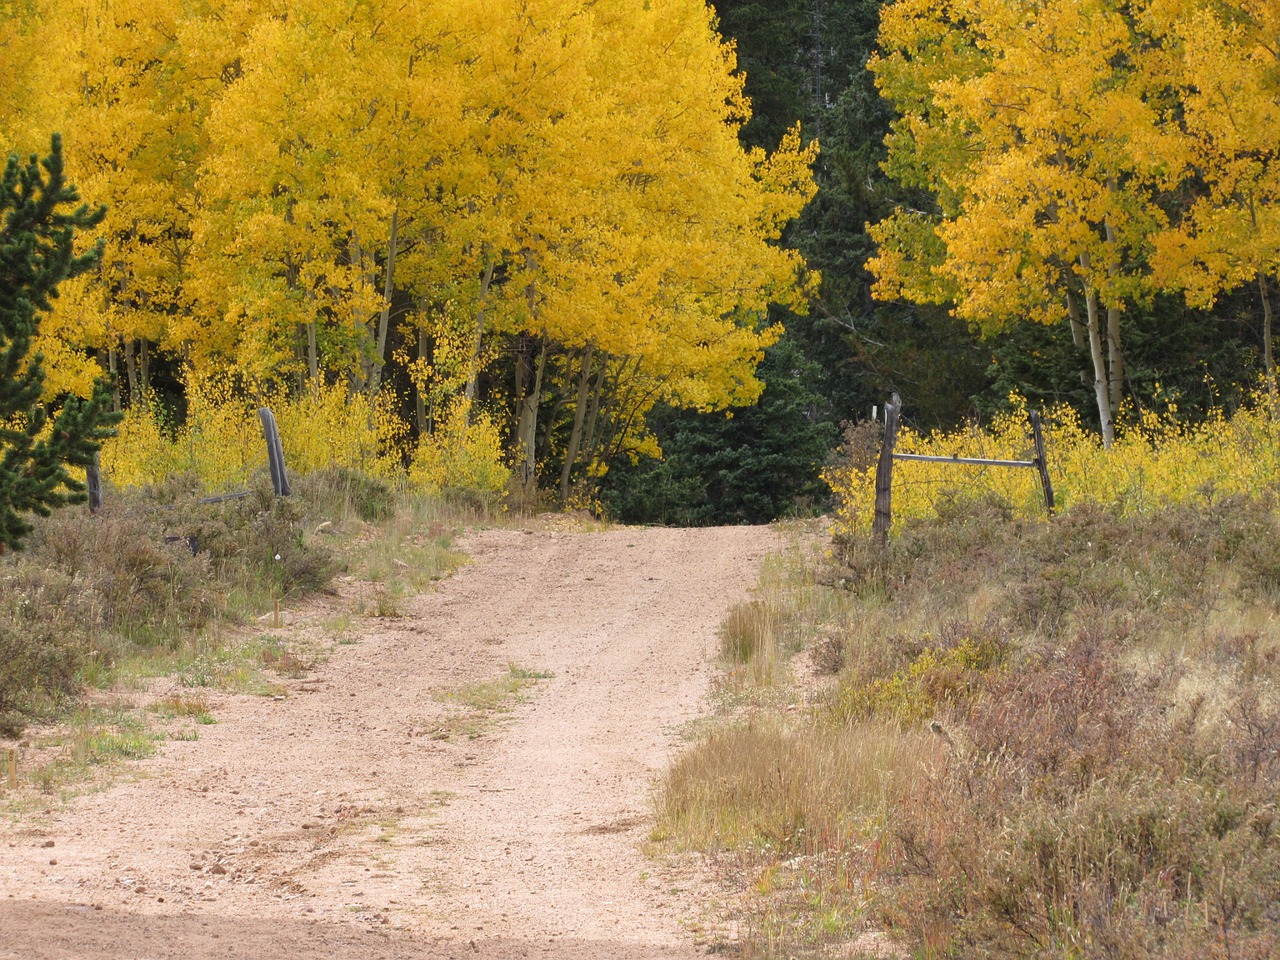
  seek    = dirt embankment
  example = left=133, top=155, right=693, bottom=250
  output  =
left=0, top=524, right=777, bottom=960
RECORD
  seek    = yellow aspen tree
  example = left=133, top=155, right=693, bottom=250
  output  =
left=870, top=0, right=1184, bottom=447
left=423, top=0, right=816, bottom=483
left=1148, top=0, right=1280, bottom=381
left=189, top=0, right=402, bottom=385
left=11, top=0, right=226, bottom=401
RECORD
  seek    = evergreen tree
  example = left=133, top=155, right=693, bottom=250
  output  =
left=602, top=337, right=836, bottom=525
left=0, top=134, right=118, bottom=551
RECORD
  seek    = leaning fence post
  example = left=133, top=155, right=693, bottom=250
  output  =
left=873, top=393, right=901, bottom=548
left=258, top=407, right=291, bottom=497
left=1029, top=410, right=1054, bottom=516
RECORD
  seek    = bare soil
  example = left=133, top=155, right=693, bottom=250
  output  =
left=1, top=523, right=777, bottom=959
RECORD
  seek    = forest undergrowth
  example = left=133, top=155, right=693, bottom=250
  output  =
left=659, top=496, right=1280, bottom=959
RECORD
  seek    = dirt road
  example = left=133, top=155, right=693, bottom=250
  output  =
left=1, top=524, right=776, bottom=959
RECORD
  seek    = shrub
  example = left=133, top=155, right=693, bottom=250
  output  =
left=101, top=372, right=408, bottom=492
left=0, top=478, right=339, bottom=733
left=0, top=568, right=84, bottom=735
left=409, top=399, right=510, bottom=507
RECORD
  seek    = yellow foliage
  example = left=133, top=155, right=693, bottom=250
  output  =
left=101, top=372, right=408, bottom=491
left=825, top=388, right=1280, bottom=541
left=99, top=397, right=182, bottom=489
left=408, top=400, right=510, bottom=502
left=270, top=380, right=406, bottom=482
left=834, top=635, right=1004, bottom=726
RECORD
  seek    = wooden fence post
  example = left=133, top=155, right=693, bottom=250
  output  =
left=86, top=452, right=102, bottom=513
left=1030, top=410, right=1054, bottom=515
left=258, top=407, right=291, bottom=497
left=873, top=393, right=901, bottom=548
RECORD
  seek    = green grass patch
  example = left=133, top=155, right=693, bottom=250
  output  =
left=430, top=664, right=553, bottom=740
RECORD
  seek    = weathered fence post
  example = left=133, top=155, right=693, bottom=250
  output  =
left=1030, top=410, right=1054, bottom=515
left=258, top=407, right=291, bottom=497
left=86, top=452, right=102, bottom=513
left=873, top=393, right=901, bottom=548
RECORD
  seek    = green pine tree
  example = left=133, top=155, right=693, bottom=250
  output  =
left=0, top=133, right=119, bottom=552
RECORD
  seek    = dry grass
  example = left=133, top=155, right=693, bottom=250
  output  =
left=659, top=718, right=939, bottom=855
left=660, top=499, right=1280, bottom=959
left=0, top=471, right=482, bottom=813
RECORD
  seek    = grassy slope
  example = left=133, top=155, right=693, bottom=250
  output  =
left=658, top=502, right=1280, bottom=959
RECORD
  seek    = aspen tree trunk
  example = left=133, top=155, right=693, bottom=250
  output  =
left=582, top=354, right=609, bottom=459
left=516, top=341, right=548, bottom=489
left=1065, top=284, right=1087, bottom=351
left=464, top=260, right=497, bottom=407
left=348, top=234, right=370, bottom=394
left=415, top=326, right=429, bottom=435
left=1260, top=273, right=1275, bottom=391
left=1106, top=303, right=1125, bottom=415
left=367, top=210, right=398, bottom=398
left=559, top=344, right=595, bottom=502
left=139, top=339, right=150, bottom=394
left=1082, top=283, right=1115, bottom=448
left=123, top=339, right=138, bottom=400
left=1243, top=193, right=1275, bottom=393
left=1103, top=218, right=1127, bottom=415
left=305, top=321, right=319, bottom=382
left=106, top=345, right=121, bottom=412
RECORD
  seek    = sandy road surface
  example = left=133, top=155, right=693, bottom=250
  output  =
left=1, top=524, right=776, bottom=959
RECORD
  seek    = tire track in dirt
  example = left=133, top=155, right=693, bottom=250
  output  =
left=0, top=524, right=776, bottom=959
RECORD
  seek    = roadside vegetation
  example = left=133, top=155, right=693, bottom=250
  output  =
left=658, top=424, right=1280, bottom=959
left=0, top=467, right=484, bottom=802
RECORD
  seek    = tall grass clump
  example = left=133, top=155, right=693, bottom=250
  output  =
left=660, top=718, right=938, bottom=858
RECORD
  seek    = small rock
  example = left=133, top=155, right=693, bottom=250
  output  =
left=41, top=840, right=55, bottom=848
left=190, top=863, right=203, bottom=871
left=208, top=864, right=227, bottom=876
left=48, top=859, right=57, bottom=866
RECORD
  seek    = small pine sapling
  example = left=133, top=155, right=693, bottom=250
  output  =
left=0, top=133, right=120, bottom=551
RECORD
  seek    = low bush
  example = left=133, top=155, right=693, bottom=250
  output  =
left=0, top=478, right=340, bottom=734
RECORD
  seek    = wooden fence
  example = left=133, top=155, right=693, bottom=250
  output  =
left=872, top=393, right=1054, bottom=546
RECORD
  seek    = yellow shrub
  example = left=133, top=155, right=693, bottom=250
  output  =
left=408, top=399, right=510, bottom=501
left=100, top=372, right=411, bottom=491
left=98, top=398, right=181, bottom=489
left=835, top=636, right=1004, bottom=726
left=269, top=380, right=407, bottom=481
